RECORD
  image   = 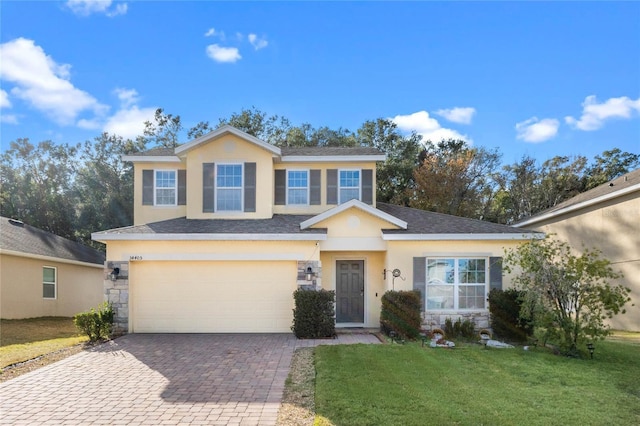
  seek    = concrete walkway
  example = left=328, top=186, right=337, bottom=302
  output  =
left=0, top=333, right=380, bottom=425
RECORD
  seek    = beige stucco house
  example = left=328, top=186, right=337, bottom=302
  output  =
left=515, top=168, right=640, bottom=331
left=1, top=216, right=105, bottom=319
left=92, top=125, right=540, bottom=334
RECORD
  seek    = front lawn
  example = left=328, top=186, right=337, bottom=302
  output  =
left=314, top=339, right=640, bottom=425
left=0, top=317, right=87, bottom=368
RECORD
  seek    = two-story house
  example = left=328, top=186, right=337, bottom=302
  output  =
left=92, top=125, right=541, bottom=334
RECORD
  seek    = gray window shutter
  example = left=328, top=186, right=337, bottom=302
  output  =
left=326, top=169, right=337, bottom=205
left=244, top=162, right=256, bottom=212
left=362, top=169, right=373, bottom=205
left=310, top=169, right=321, bottom=205
left=274, top=169, right=286, bottom=205
left=142, top=170, right=154, bottom=205
left=177, top=169, right=187, bottom=205
left=489, top=257, right=503, bottom=291
left=203, top=163, right=215, bottom=213
left=413, top=257, right=426, bottom=310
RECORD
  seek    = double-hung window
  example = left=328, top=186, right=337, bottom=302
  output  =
left=155, top=170, right=177, bottom=206
left=339, top=169, right=360, bottom=204
left=287, top=170, right=309, bottom=205
left=216, top=164, right=243, bottom=211
left=43, top=266, right=56, bottom=299
left=426, top=258, right=487, bottom=310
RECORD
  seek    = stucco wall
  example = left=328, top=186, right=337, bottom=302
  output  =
left=0, top=254, right=104, bottom=319
left=133, top=161, right=187, bottom=226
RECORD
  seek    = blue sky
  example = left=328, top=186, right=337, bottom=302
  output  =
left=1, top=1, right=639, bottom=165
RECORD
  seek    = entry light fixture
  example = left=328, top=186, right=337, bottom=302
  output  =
left=306, top=266, right=314, bottom=281
left=586, top=342, right=595, bottom=359
left=109, top=267, right=120, bottom=282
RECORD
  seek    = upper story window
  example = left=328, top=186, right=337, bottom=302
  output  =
left=155, top=170, right=177, bottom=206
left=339, top=169, right=360, bottom=204
left=287, top=170, right=309, bottom=205
left=426, top=258, right=487, bottom=310
left=43, top=266, right=56, bottom=299
left=216, top=164, right=243, bottom=211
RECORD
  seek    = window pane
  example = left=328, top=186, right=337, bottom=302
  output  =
left=43, top=283, right=56, bottom=298
left=426, top=285, right=454, bottom=309
left=217, top=165, right=242, bottom=188
left=155, top=170, right=175, bottom=188
left=217, top=188, right=242, bottom=211
left=339, top=170, right=359, bottom=187
left=43, top=267, right=56, bottom=283
left=288, top=171, right=308, bottom=188
left=458, top=259, right=485, bottom=284
left=288, top=188, right=308, bottom=205
left=288, top=171, right=308, bottom=204
left=427, top=259, right=455, bottom=284
left=156, top=188, right=176, bottom=205
left=339, top=188, right=359, bottom=203
left=459, top=285, right=486, bottom=309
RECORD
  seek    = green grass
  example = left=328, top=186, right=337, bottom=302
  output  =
left=0, top=317, right=87, bottom=368
left=314, top=339, right=640, bottom=426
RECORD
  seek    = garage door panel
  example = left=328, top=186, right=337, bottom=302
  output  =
left=131, top=261, right=296, bottom=333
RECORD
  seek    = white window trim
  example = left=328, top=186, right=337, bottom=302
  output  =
left=425, top=257, right=488, bottom=311
left=215, top=163, right=244, bottom=212
left=338, top=168, right=361, bottom=204
left=286, top=169, right=310, bottom=206
left=43, top=266, right=57, bottom=300
left=154, top=169, right=178, bottom=206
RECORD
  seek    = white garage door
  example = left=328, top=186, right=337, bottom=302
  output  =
left=131, top=261, right=297, bottom=333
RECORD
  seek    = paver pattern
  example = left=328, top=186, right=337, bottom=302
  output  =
left=0, top=333, right=379, bottom=425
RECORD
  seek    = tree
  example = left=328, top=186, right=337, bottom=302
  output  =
left=217, top=106, right=292, bottom=146
left=584, top=148, right=640, bottom=190
left=140, top=108, right=183, bottom=148
left=410, top=139, right=501, bottom=218
left=503, top=236, right=631, bottom=355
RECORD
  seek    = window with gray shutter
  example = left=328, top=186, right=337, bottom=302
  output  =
left=413, top=257, right=426, bottom=310
left=142, top=170, right=154, bottom=205
left=489, top=257, right=503, bottom=291
left=326, top=169, right=337, bottom=205
left=244, top=162, right=256, bottom=212
left=310, top=169, right=321, bottom=205
left=178, top=169, right=186, bottom=205
left=362, top=169, right=373, bottom=205
left=274, top=169, right=286, bottom=205
left=202, top=163, right=215, bottom=212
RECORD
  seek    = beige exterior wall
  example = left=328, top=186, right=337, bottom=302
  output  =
left=273, top=161, right=378, bottom=215
left=525, top=192, right=640, bottom=331
left=133, top=161, right=187, bottom=226
left=0, top=253, right=103, bottom=319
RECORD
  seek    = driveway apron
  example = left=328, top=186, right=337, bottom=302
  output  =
left=0, top=333, right=380, bottom=425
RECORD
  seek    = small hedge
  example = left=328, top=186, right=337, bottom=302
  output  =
left=292, top=288, right=336, bottom=339
left=74, top=302, right=114, bottom=342
left=380, top=290, right=422, bottom=340
left=488, top=288, right=533, bottom=342
left=443, top=317, right=476, bottom=340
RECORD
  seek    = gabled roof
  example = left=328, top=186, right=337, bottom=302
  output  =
left=1, top=217, right=105, bottom=265
left=300, top=199, right=407, bottom=230
left=515, top=168, right=640, bottom=227
left=280, top=146, right=386, bottom=162
left=175, top=125, right=281, bottom=156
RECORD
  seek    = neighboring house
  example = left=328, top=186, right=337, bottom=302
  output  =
left=92, top=125, right=540, bottom=334
left=515, top=168, right=640, bottom=331
left=1, top=216, right=105, bottom=319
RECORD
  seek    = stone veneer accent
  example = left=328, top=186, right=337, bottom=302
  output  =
left=296, top=260, right=322, bottom=290
left=422, top=311, right=490, bottom=331
left=104, top=261, right=129, bottom=335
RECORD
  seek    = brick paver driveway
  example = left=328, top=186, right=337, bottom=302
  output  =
left=0, top=333, right=379, bottom=425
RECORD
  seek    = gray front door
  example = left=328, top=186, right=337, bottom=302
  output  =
left=336, top=260, right=365, bottom=323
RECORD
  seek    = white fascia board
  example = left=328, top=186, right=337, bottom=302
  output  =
left=175, top=125, right=281, bottom=156
left=300, top=199, right=407, bottom=230
left=514, top=183, right=640, bottom=227
left=92, top=232, right=327, bottom=242
left=280, top=155, right=386, bottom=163
left=382, top=233, right=544, bottom=241
left=121, top=252, right=306, bottom=262
left=0, top=249, right=104, bottom=269
left=121, top=155, right=182, bottom=163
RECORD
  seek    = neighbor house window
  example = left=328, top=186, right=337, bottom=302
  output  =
left=287, top=170, right=309, bottom=205
left=155, top=170, right=177, bottom=206
left=216, top=164, right=243, bottom=211
left=43, top=266, right=56, bottom=299
left=426, top=258, right=487, bottom=310
left=339, top=169, right=360, bottom=204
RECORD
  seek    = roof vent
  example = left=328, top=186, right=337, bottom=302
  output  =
left=8, top=219, right=24, bottom=227
left=609, top=182, right=614, bottom=187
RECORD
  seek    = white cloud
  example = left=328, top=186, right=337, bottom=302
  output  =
left=206, top=44, right=241, bottom=63
left=0, top=37, right=107, bottom=125
left=114, top=87, right=140, bottom=108
left=1, top=114, right=19, bottom=124
left=205, top=28, right=216, bottom=37
left=248, top=34, right=268, bottom=50
left=103, top=105, right=156, bottom=139
left=565, top=95, right=640, bottom=131
left=391, top=110, right=471, bottom=143
left=0, top=89, right=11, bottom=108
left=435, top=107, right=476, bottom=125
left=66, top=0, right=127, bottom=17
left=515, top=117, right=559, bottom=143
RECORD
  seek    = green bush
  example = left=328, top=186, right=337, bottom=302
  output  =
left=74, top=302, right=114, bottom=342
left=380, top=290, right=422, bottom=340
left=443, top=317, right=476, bottom=340
left=292, top=288, right=336, bottom=339
left=488, top=288, right=533, bottom=342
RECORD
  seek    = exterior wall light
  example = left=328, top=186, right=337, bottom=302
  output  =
left=306, top=266, right=314, bottom=281
left=109, top=267, right=120, bottom=282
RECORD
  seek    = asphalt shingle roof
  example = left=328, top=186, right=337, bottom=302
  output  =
left=280, top=146, right=384, bottom=156
left=1, top=216, right=105, bottom=265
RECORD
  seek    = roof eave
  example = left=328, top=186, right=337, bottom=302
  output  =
left=382, top=233, right=544, bottom=241
left=91, top=232, right=327, bottom=242
left=121, top=155, right=182, bottom=163
left=279, top=155, right=386, bottom=163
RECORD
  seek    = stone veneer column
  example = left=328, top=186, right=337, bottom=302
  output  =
left=104, top=261, right=129, bottom=335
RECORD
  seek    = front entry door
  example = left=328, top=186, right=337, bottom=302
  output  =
left=336, top=260, right=365, bottom=323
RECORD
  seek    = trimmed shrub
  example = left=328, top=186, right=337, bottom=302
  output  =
left=380, top=290, right=422, bottom=340
left=443, top=317, right=476, bottom=340
left=292, top=288, right=336, bottom=339
left=488, top=288, right=533, bottom=342
left=74, top=302, right=114, bottom=342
